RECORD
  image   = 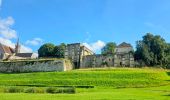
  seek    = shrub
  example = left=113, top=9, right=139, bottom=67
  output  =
left=46, top=87, right=76, bottom=94
left=46, top=87, right=56, bottom=93
left=24, top=88, right=35, bottom=93
left=62, top=87, right=76, bottom=94
left=6, top=87, right=23, bottom=93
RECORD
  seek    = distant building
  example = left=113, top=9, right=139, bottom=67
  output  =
left=65, top=42, right=134, bottom=68
left=64, top=43, right=94, bottom=68
left=0, top=39, right=38, bottom=60
left=114, top=42, right=134, bottom=67
left=0, top=43, right=15, bottom=59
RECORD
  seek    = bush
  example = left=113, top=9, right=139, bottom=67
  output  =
left=62, top=87, right=76, bottom=94
left=24, top=88, right=36, bottom=93
left=6, top=87, right=23, bottom=93
left=46, top=87, right=76, bottom=94
left=46, top=87, right=57, bottom=93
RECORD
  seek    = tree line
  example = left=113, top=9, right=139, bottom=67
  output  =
left=38, top=33, right=170, bottom=68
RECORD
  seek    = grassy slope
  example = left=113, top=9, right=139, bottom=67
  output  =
left=0, top=68, right=169, bottom=88
left=0, top=68, right=170, bottom=100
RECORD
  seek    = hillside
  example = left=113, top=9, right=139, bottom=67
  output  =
left=0, top=68, right=169, bottom=88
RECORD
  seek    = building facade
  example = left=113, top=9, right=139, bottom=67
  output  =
left=0, top=39, right=38, bottom=60
left=64, top=43, right=94, bottom=68
left=114, top=42, right=134, bottom=67
left=65, top=42, right=134, bottom=68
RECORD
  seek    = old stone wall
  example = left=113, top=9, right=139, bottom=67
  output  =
left=81, top=53, right=134, bottom=68
left=81, top=54, right=115, bottom=68
left=0, top=59, right=73, bottom=73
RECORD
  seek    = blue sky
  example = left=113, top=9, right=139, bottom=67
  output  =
left=0, top=0, right=170, bottom=53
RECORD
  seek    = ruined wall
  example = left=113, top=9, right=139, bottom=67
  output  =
left=81, top=55, right=115, bottom=68
left=81, top=53, right=135, bottom=68
left=0, top=59, right=73, bottom=73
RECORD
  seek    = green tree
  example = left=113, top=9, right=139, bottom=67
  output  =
left=135, top=33, right=169, bottom=67
left=38, top=43, right=55, bottom=57
left=54, top=43, right=66, bottom=58
left=101, top=42, right=116, bottom=55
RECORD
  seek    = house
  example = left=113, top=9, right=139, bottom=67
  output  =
left=0, top=43, right=15, bottom=59
left=0, top=39, right=38, bottom=60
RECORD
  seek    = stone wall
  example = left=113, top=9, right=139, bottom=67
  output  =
left=0, top=59, right=73, bottom=73
left=81, top=53, right=134, bottom=68
left=81, top=54, right=115, bottom=68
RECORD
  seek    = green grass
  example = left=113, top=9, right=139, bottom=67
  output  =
left=0, top=68, right=170, bottom=100
left=0, top=68, right=169, bottom=88
left=0, top=85, right=170, bottom=100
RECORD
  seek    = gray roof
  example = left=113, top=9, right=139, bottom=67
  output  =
left=15, top=53, right=34, bottom=58
left=117, top=42, right=132, bottom=48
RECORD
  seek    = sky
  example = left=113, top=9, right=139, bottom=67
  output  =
left=0, top=0, right=170, bottom=53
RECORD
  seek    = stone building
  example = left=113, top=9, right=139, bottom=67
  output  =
left=64, top=43, right=94, bottom=68
left=114, top=42, right=134, bottom=67
left=0, top=39, right=38, bottom=60
left=65, top=42, right=134, bottom=68
left=0, top=43, right=15, bottom=60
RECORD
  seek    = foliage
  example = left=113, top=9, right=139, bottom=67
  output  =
left=135, top=33, right=170, bottom=67
left=5, top=87, right=23, bottom=93
left=101, top=42, right=116, bottom=55
left=24, top=88, right=36, bottom=93
left=38, top=43, right=55, bottom=57
left=53, top=43, right=66, bottom=58
left=46, top=87, right=76, bottom=94
left=38, top=43, right=66, bottom=58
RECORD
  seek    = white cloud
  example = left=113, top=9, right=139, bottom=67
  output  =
left=0, top=17, right=17, bottom=39
left=0, top=16, right=33, bottom=53
left=26, top=38, right=43, bottom=46
left=83, top=40, right=106, bottom=53
left=0, top=37, right=32, bottom=53
left=20, top=45, right=33, bottom=53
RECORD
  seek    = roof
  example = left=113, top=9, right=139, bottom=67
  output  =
left=67, top=43, right=81, bottom=46
left=0, top=43, right=15, bottom=54
left=15, top=53, right=34, bottom=58
left=117, top=42, right=132, bottom=48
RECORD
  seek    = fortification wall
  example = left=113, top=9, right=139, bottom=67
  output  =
left=0, top=59, right=73, bottom=73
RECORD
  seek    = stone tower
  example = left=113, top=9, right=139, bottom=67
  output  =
left=15, top=38, right=21, bottom=53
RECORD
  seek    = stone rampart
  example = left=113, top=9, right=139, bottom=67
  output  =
left=0, top=59, right=73, bottom=73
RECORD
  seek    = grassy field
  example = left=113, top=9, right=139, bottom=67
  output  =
left=0, top=68, right=170, bottom=100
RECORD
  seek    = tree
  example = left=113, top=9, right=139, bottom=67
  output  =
left=101, top=42, right=116, bottom=55
left=38, top=43, right=55, bottom=57
left=54, top=43, right=66, bottom=58
left=135, top=33, right=169, bottom=66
